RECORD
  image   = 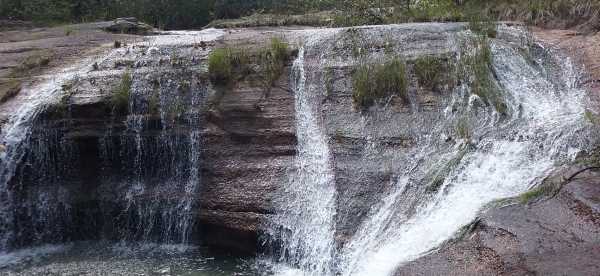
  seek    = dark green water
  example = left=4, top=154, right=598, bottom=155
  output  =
left=0, top=242, right=256, bottom=275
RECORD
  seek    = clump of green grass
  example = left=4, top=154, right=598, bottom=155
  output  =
left=111, top=71, right=132, bottom=115
left=468, top=14, right=497, bottom=38
left=260, top=37, right=291, bottom=88
left=352, top=57, right=408, bottom=109
left=209, top=37, right=291, bottom=90
left=208, top=47, right=250, bottom=85
left=585, top=110, right=600, bottom=124
left=414, top=56, right=443, bottom=89
left=458, top=37, right=508, bottom=115
left=519, top=185, right=552, bottom=204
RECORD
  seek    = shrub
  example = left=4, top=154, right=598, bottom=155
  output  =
left=467, top=13, right=497, bottom=38
left=352, top=57, right=408, bottom=109
left=111, top=71, right=132, bottom=114
left=261, top=37, right=290, bottom=87
left=208, top=47, right=250, bottom=85
left=459, top=37, right=507, bottom=115
left=209, top=38, right=291, bottom=88
left=414, top=56, right=443, bottom=89
left=208, top=48, right=234, bottom=84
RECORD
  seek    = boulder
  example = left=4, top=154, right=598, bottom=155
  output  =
left=103, top=17, right=155, bottom=35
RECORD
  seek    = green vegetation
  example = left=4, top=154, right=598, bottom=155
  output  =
left=111, top=71, right=132, bottom=115
left=426, top=144, right=470, bottom=193
left=208, top=48, right=244, bottom=85
left=352, top=57, right=408, bottom=109
left=519, top=185, right=552, bottom=204
left=260, top=38, right=291, bottom=88
left=456, top=37, right=508, bottom=115
left=2, top=0, right=598, bottom=32
left=0, top=0, right=214, bottom=29
left=414, top=56, right=443, bottom=89
left=585, top=110, right=600, bottom=125
left=209, top=11, right=334, bottom=28
left=209, top=38, right=291, bottom=89
left=1, top=0, right=598, bottom=31
left=468, top=15, right=497, bottom=38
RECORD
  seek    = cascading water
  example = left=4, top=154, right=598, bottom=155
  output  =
left=0, top=29, right=223, bottom=253
left=266, top=24, right=594, bottom=276
left=266, top=43, right=338, bottom=275
left=339, top=28, right=591, bottom=275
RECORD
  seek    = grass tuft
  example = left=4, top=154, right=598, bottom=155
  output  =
left=111, top=71, right=132, bottom=115
left=414, top=56, right=443, bottom=89
left=519, top=185, right=552, bottom=204
left=352, top=57, right=408, bottom=109
left=260, top=37, right=291, bottom=88
left=208, top=47, right=250, bottom=85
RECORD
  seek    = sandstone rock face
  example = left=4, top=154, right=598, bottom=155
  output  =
left=396, top=171, right=600, bottom=275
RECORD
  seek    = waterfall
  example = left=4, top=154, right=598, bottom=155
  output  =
left=0, top=55, right=107, bottom=251
left=267, top=45, right=338, bottom=275
left=338, top=31, right=591, bottom=275
left=0, top=29, right=223, bottom=252
left=266, top=24, right=593, bottom=276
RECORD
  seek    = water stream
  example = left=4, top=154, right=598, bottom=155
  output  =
left=0, top=24, right=595, bottom=275
left=268, top=24, right=593, bottom=276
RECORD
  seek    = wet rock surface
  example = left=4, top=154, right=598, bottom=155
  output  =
left=1, top=22, right=600, bottom=274
left=396, top=171, right=600, bottom=276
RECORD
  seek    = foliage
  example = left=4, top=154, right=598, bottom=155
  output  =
left=457, top=37, right=507, bottom=115
left=519, top=185, right=552, bottom=204
left=260, top=37, right=290, bottom=88
left=0, top=0, right=215, bottom=29
left=585, top=110, right=600, bottom=125
left=414, top=56, right=443, bottom=89
left=208, top=48, right=249, bottom=85
left=468, top=14, right=497, bottom=38
left=463, top=0, right=600, bottom=31
left=209, top=38, right=291, bottom=88
left=352, top=57, right=408, bottom=109
left=111, top=71, right=132, bottom=115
